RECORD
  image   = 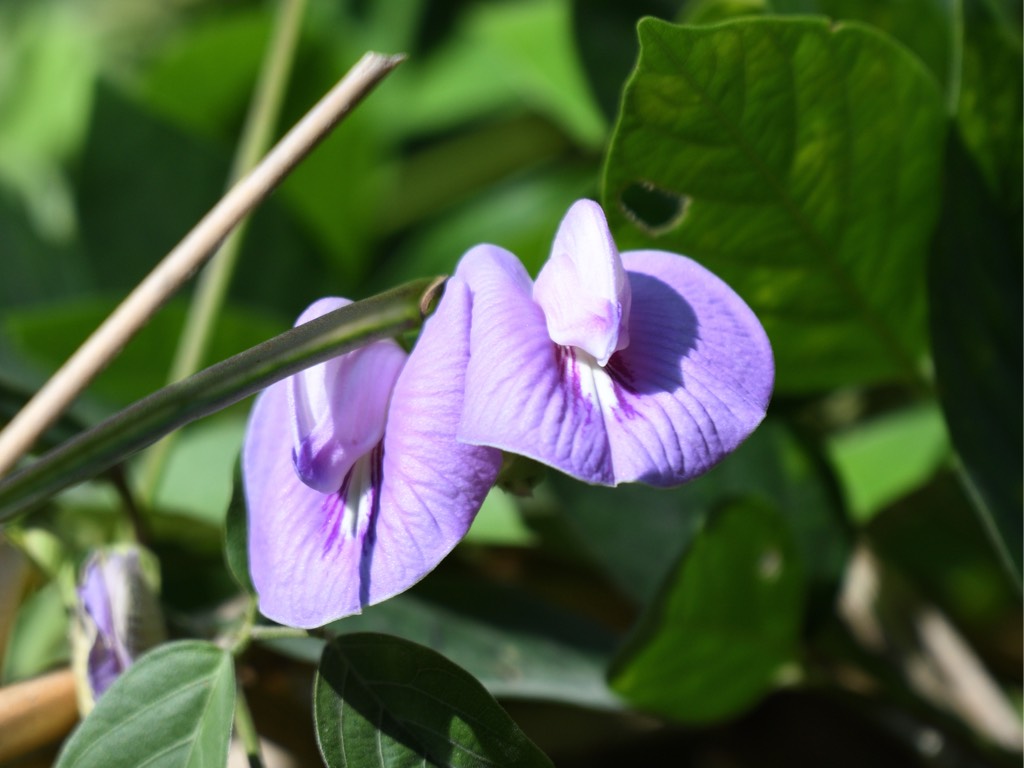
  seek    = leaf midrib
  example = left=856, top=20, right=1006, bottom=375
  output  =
left=329, top=637, right=535, bottom=768
left=63, top=647, right=229, bottom=768
left=640, top=18, right=923, bottom=381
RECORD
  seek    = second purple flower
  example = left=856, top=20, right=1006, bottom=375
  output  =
left=243, top=294, right=501, bottom=628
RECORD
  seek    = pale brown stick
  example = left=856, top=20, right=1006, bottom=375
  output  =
left=0, top=51, right=404, bottom=480
left=0, top=667, right=78, bottom=762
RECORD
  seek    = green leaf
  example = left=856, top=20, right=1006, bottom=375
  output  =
left=77, top=83, right=330, bottom=316
left=463, top=488, right=538, bottom=547
left=928, top=131, right=1023, bottom=587
left=56, top=640, right=235, bottom=768
left=551, top=475, right=707, bottom=605
left=464, top=0, right=607, bottom=149
left=136, top=8, right=268, bottom=141
left=380, top=116, right=572, bottom=238
left=314, top=633, right=554, bottom=767
left=603, top=17, right=947, bottom=391
left=2, top=579, right=69, bottom=683
left=826, top=402, right=951, bottom=522
left=381, top=164, right=597, bottom=289
left=276, top=43, right=390, bottom=287
left=149, top=416, right=248, bottom=525
left=0, top=189, right=88, bottom=309
left=382, top=0, right=605, bottom=149
left=770, top=0, right=956, bottom=100
left=571, top=0, right=686, bottom=122
left=956, top=0, right=1023, bottom=216
left=0, top=2, right=99, bottom=243
left=681, top=0, right=769, bottom=25
left=264, top=576, right=620, bottom=709
left=609, top=499, right=803, bottom=723
left=554, top=419, right=847, bottom=612
left=223, top=460, right=254, bottom=595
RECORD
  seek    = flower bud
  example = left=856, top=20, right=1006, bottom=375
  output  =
left=70, top=546, right=165, bottom=714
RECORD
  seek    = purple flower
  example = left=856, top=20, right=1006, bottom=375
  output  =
left=243, top=295, right=502, bottom=629
left=243, top=199, right=770, bottom=627
left=451, top=199, right=774, bottom=486
left=72, top=547, right=164, bottom=710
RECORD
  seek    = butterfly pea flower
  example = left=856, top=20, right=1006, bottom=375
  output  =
left=243, top=294, right=501, bottom=629
left=71, top=546, right=165, bottom=713
left=451, top=199, right=774, bottom=486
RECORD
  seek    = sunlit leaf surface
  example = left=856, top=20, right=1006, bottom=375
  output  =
left=604, top=17, right=947, bottom=390
left=55, top=641, right=235, bottom=768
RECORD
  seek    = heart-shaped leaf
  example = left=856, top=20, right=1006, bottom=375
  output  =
left=603, top=17, right=947, bottom=391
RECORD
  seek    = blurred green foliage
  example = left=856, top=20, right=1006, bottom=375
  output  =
left=0, top=0, right=1020, bottom=765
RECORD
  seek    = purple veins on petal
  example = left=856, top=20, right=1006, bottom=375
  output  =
left=457, top=245, right=615, bottom=485
left=318, top=442, right=384, bottom=558
left=605, top=354, right=639, bottom=422
left=455, top=198, right=774, bottom=488
left=243, top=287, right=501, bottom=629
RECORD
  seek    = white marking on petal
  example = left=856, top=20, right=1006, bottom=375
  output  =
left=558, top=346, right=639, bottom=431
left=285, top=298, right=406, bottom=494
left=319, top=443, right=383, bottom=558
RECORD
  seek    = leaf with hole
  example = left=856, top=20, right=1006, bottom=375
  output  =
left=314, top=633, right=554, bottom=767
left=603, top=17, right=947, bottom=391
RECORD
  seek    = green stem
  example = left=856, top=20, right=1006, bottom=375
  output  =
left=141, top=0, right=308, bottom=502
left=233, top=684, right=265, bottom=768
left=0, top=278, right=441, bottom=521
left=230, top=598, right=259, bottom=657
left=249, top=625, right=312, bottom=642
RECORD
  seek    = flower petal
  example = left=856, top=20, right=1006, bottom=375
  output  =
left=457, top=245, right=615, bottom=484
left=75, top=548, right=164, bottom=703
left=533, top=199, right=630, bottom=366
left=244, top=282, right=501, bottom=627
left=287, top=298, right=406, bottom=494
left=602, top=250, right=774, bottom=485
left=246, top=383, right=347, bottom=626
left=371, top=276, right=503, bottom=604
left=79, top=554, right=133, bottom=696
